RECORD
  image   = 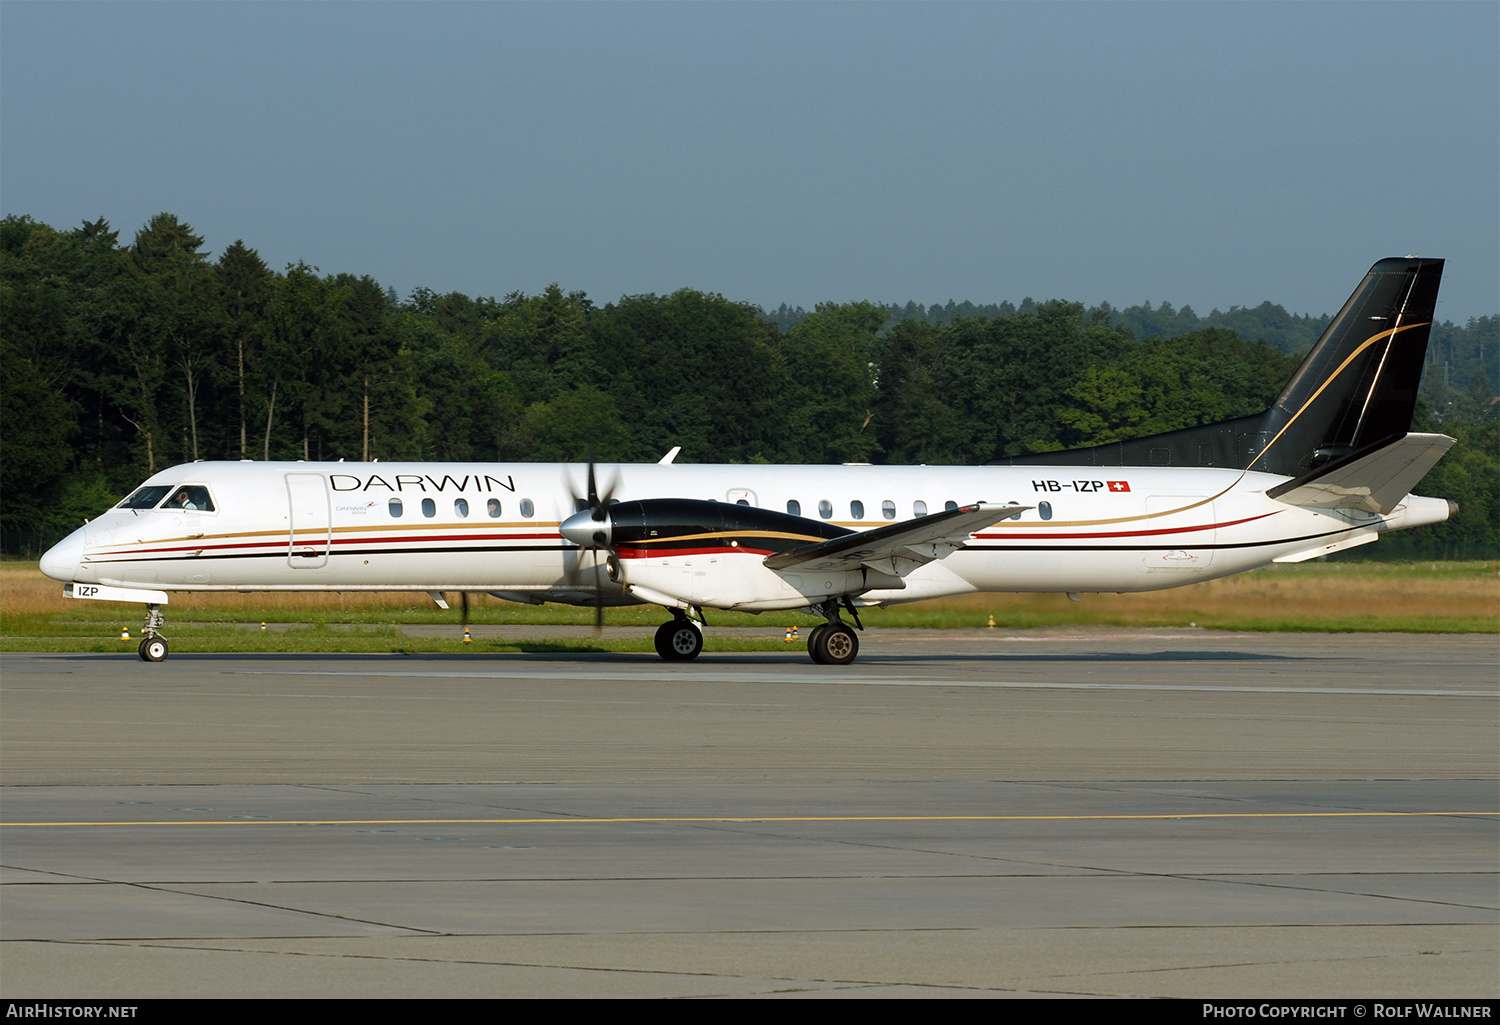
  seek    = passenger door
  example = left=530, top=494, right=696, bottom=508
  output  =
left=286, top=473, right=331, bottom=569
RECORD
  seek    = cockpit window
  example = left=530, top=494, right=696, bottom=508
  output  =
left=118, top=486, right=173, bottom=510
left=160, top=486, right=215, bottom=512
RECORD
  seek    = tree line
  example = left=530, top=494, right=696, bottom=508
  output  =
left=2, top=213, right=1493, bottom=558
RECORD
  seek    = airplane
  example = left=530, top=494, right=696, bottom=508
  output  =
left=40, top=257, right=1457, bottom=666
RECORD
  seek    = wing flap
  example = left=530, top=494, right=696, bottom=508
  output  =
left=763, top=503, right=1025, bottom=575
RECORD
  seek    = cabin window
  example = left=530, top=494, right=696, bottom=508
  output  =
left=454, top=498, right=469, bottom=518
left=486, top=498, right=502, bottom=518
left=421, top=498, right=436, bottom=518
left=389, top=498, right=403, bottom=517
left=787, top=499, right=801, bottom=516
left=1039, top=501, right=1053, bottom=521
left=913, top=500, right=928, bottom=517
left=519, top=498, right=535, bottom=518
left=118, top=485, right=173, bottom=510
left=850, top=500, right=865, bottom=520
left=1007, top=500, right=1021, bottom=521
left=818, top=500, right=832, bottom=519
left=881, top=500, right=896, bottom=520
left=160, top=486, right=215, bottom=512
left=944, top=501, right=958, bottom=512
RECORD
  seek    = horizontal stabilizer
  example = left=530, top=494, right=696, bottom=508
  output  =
left=764, top=503, right=1025, bottom=575
left=1267, top=433, right=1454, bottom=515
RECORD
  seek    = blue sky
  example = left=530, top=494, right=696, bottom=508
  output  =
left=3, top=2, right=1495, bottom=322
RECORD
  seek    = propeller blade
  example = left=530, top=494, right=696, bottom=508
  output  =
left=564, top=447, right=619, bottom=521
left=561, top=444, right=621, bottom=636
left=586, top=444, right=600, bottom=512
left=592, top=554, right=605, bottom=637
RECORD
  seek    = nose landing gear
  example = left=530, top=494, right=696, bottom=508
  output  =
left=137, top=604, right=168, bottom=662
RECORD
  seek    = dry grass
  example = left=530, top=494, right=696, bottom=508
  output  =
left=3, top=560, right=1495, bottom=638
left=917, top=563, right=1498, bottom=625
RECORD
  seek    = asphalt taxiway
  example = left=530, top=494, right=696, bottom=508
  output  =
left=2, top=631, right=1496, bottom=997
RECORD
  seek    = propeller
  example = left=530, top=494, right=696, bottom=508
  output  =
left=563, top=449, right=620, bottom=635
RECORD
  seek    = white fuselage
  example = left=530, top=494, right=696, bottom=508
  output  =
left=39, top=460, right=1450, bottom=608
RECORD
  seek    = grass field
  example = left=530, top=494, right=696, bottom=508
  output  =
left=2, top=559, right=1494, bottom=654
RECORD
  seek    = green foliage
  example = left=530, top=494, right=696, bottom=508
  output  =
left=0, top=335, right=78, bottom=529
left=779, top=301, right=885, bottom=463
left=520, top=384, right=631, bottom=461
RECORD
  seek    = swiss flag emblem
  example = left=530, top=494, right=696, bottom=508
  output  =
left=1107, top=480, right=1131, bottom=492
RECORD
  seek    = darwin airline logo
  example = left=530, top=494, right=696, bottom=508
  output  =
left=329, top=473, right=516, bottom=494
left=1031, top=479, right=1130, bottom=493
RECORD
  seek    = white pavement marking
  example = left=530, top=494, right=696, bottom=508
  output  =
left=225, top=667, right=1493, bottom=697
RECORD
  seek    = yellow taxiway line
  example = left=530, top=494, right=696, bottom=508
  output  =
left=2, top=811, right=1494, bottom=828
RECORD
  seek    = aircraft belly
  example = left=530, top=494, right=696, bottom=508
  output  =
left=948, top=548, right=1153, bottom=593
left=621, top=553, right=870, bottom=611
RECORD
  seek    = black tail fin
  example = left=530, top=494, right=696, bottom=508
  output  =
left=995, top=257, right=1445, bottom=477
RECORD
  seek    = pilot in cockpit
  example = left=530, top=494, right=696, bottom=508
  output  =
left=160, top=486, right=213, bottom=512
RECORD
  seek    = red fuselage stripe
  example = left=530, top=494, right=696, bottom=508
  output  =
left=94, top=531, right=564, bottom=558
left=971, top=511, right=1276, bottom=541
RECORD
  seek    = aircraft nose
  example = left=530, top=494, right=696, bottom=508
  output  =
left=39, top=526, right=86, bottom=582
left=560, top=509, right=611, bottom=548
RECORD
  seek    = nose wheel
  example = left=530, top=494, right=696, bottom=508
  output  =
left=137, top=603, right=169, bottom=662
left=654, top=619, right=703, bottom=661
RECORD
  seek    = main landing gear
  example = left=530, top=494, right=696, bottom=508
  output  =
left=138, top=603, right=168, bottom=662
left=653, top=612, right=703, bottom=661
left=806, top=623, right=858, bottom=665
left=806, top=599, right=862, bottom=665
left=646, top=602, right=864, bottom=666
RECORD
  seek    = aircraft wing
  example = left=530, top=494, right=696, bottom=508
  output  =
left=1266, top=432, right=1454, bottom=515
left=763, top=503, right=1024, bottom=578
